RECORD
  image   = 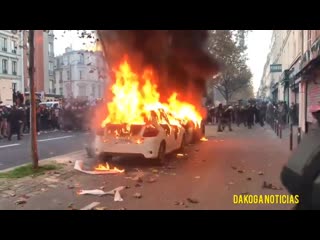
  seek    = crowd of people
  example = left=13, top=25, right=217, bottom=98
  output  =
left=0, top=98, right=103, bottom=141
left=206, top=100, right=299, bottom=132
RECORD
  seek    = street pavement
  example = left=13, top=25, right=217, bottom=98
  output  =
left=0, top=130, right=91, bottom=170
left=0, top=124, right=295, bottom=210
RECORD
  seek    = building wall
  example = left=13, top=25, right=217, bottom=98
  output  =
left=23, top=30, right=54, bottom=95
left=0, top=30, right=23, bottom=99
left=54, top=48, right=109, bottom=100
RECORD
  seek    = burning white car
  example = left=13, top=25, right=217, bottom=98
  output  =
left=93, top=109, right=186, bottom=164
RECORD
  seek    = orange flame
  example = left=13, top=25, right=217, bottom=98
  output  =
left=200, top=137, right=208, bottom=142
left=101, top=59, right=202, bottom=128
left=95, top=163, right=125, bottom=173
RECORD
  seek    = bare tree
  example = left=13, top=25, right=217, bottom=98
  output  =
left=207, top=30, right=252, bottom=103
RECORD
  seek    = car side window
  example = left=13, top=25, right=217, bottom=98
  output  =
left=160, top=124, right=170, bottom=136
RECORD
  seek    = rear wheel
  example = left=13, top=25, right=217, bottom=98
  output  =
left=156, top=141, right=166, bottom=165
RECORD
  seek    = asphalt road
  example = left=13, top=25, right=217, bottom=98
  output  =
left=0, top=124, right=295, bottom=210
left=0, top=131, right=91, bottom=170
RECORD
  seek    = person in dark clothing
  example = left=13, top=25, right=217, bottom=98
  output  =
left=16, top=91, right=24, bottom=106
left=23, top=106, right=30, bottom=133
left=7, top=105, right=22, bottom=141
left=247, top=105, right=255, bottom=129
left=216, top=104, right=224, bottom=132
left=253, top=105, right=260, bottom=124
left=222, top=106, right=233, bottom=131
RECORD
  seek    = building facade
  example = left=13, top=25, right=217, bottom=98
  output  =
left=54, top=47, right=109, bottom=100
left=258, top=30, right=320, bottom=133
left=23, top=30, right=55, bottom=96
left=0, top=30, right=24, bottom=104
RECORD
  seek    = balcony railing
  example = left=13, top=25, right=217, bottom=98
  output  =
left=2, top=69, right=8, bottom=74
left=2, top=47, right=7, bottom=52
left=12, top=49, right=17, bottom=54
left=12, top=71, right=17, bottom=75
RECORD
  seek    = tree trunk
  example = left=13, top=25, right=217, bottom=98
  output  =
left=28, top=30, right=39, bottom=169
left=225, top=91, right=229, bottom=103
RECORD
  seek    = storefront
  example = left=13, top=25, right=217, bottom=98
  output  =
left=306, top=74, right=320, bottom=124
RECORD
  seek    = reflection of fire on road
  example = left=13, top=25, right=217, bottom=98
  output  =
left=100, top=58, right=202, bottom=129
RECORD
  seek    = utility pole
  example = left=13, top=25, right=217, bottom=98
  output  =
left=28, top=30, right=39, bottom=169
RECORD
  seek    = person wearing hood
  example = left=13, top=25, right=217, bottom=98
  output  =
left=281, top=103, right=320, bottom=210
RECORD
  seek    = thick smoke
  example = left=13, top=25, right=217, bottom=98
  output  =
left=97, top=30, right=219, bottom=105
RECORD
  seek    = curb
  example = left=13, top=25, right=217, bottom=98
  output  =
left=0, top=150, right=85, bottom=173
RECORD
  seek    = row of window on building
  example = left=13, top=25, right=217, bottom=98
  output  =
left=1, top=59, right=17, bottom=75
left=0, top=37, right=18, bottom=54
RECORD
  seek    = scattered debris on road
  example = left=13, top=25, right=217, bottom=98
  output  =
left=262, top=181, right=283, bottom=190
left=78, top=186, right=125, bottom=201
left=15, top=198, right=27, bottom=205
left=231, top=166, right=237, bottom=170
left=175, top=201, right=185, bottom=206
left=194, top=149, right=200, bottom=152
left=133, top=192, right=142, bottom=199
left=136, top=177, right=143, bottom=183
left=126, top=172, right=144, bottom=182
left=246, top=177, right=252, bottom=181
left=237, top=170, right=244, bottom=174
left=258, top=171, right=264, bottom=176
left=135, top=183, right=141, bottom=187
left=194, top=176, right=200, bottom=179
left=94, top=207, right=108, bottom=210
left=74, top=160, right=125, bottom=175
left=67, top=185, right=74, bottom=189
left=228, top=181, right=235, bottom=185
left=147, top=177, right=157, bottom=183
left=78, top=189, right=107, bottom=196
left=99, top=186, right=105, bottom=190
left=81, top=202, right=100, bottom=210
left=45, top=177, right=59, bottom=183
left=187, top=198, right=199, bottom=204
left=152, top=169, right=159, bottom=174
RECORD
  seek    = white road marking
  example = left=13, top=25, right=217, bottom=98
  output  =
left=0, top=143, right=20, bottom=149
left=38, top=135, right=73, bottom=142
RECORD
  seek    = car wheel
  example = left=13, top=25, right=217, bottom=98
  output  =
left=156, top=141, right=166, bottom=165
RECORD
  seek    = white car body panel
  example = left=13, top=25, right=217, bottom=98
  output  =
left=93, top=122, right=185, bottom=159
